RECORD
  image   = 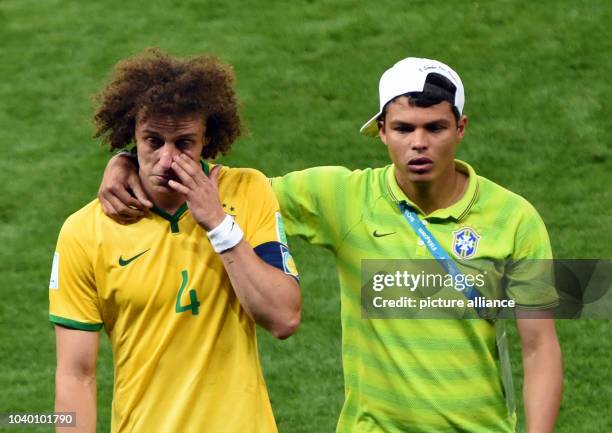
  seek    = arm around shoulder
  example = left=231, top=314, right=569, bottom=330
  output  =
left=270, top=166, right=355, bottom=247
left=98, top=152, right=152, bottom=223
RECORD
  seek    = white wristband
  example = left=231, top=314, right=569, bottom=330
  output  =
left=207, top=214, right=244, bottom=253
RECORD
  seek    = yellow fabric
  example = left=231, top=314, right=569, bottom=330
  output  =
left=49, top=166, right=290, bottom=433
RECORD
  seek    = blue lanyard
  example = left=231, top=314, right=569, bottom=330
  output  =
left=398, top=201, right=484, bottom=315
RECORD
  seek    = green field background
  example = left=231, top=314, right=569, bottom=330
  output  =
left=0, top=0, right=610, bottom=432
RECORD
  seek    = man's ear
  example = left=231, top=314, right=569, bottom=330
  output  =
left=378, top=121, right=388, bottom=146
left=456, top=115, right=468, bottom=140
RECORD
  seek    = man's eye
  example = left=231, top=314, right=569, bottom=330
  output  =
left=177, top=140, right=193, bottom=149
left=426, top=124, right=445, bottom=132
left=146, top=137, right=163, bottom=146
left=395, top=126, right=414, bottom=133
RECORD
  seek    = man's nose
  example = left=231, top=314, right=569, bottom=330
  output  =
left=159, top=144, right=178, bottom=168
left=410, top=128, right=429, bottom=151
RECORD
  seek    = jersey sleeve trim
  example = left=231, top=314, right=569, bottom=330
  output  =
left=513, top=299, right=560, bottom=310
left=49, top=314, right=103, bottom=331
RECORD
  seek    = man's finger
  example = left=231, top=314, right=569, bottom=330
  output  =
left=99, top=195, right=119, bottom=219
left=115, top=216, right=140, bottom=225
left=176, top=153, right=201, bottom=177
left=171, top=159, right=197, bottom=189
left=209, top=165, right=222, bottom=188
left=106, top=193, right=147, bottom=218
left=168, top=179, right=190, bottom=195
left=102, top=195, right=141, bottom=219
left=128, top=178, right=153, bottom=209
left=113, top=186, right=149, bottom=211
left=100, top=195, right=142, bottom=224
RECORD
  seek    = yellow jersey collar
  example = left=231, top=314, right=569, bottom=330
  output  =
left=385, top=159, right=479, bottom=221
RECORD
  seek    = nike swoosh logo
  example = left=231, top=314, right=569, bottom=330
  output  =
left=119, top=249, right=150, bottom=267
left=373, top=230, right=396, bottom=238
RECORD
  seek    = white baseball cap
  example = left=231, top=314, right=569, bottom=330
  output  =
left=360, top=57, right=465, bottom=137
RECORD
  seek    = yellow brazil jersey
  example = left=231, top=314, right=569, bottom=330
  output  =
left=49, top=163, right=298, bottom=433
left=272, top=160, right=555, bottom=433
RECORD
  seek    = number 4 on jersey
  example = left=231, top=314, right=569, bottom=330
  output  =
left=175, top=270, right=200, bottom=316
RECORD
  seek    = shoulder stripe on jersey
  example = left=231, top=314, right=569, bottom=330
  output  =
left=457, top=180, right=480, bottom=222
left=386, top=178, right=399, bottom=202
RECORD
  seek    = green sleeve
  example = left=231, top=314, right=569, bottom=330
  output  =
left=271, top=166, right=354, bottom=251
left=505, top=202, right=559, bottom=309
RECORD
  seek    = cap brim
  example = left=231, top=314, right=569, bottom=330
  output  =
left=359, top=112, right=382, bottom=137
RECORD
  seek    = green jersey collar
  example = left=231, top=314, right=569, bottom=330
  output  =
left=151, top=203, right=189, bottom=233
left=385, top=159, right=479, bottom=221
left=201, top=160, right=210, bottom=176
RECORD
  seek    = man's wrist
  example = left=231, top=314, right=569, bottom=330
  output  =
left=207, top=214, right=244, bottom=253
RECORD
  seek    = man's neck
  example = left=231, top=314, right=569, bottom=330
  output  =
left=396, top=166, right=468, bottom=215
left=153, top=195, right=185, bottom=216
left=144, top=185, right=185, bottom=216
left=137, top=169, right=186, bottom=216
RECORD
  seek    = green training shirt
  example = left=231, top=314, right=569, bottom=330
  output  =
left=272, top=160, right=555, bottom=433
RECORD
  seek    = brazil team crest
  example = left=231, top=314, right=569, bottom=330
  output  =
left=451, top=227, right=481, bottom=259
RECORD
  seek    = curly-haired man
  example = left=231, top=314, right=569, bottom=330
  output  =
left=49, top=49, right=301, bottom=433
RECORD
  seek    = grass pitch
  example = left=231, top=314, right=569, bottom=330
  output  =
left=0, top=0, right=610, bottom=432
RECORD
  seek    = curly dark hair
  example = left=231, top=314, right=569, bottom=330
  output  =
left=94, top=48, right=243, bottom=159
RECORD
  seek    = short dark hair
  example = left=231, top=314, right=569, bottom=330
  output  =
left=94, top=48, right=243, bottom=159
left=379, top=72, right=461, bottom=122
